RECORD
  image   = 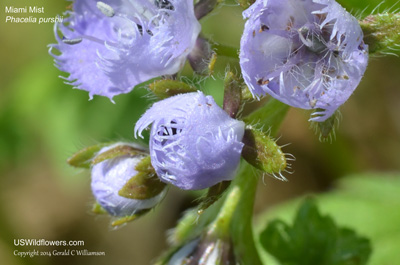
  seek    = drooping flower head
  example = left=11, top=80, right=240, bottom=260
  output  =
left=240, top=0, right=368, bottom=121
left=134, top=92, right=245, bottom=190
left=91, top=143, right=167, bottom=216
left=50, top=0, right=201, bottom=100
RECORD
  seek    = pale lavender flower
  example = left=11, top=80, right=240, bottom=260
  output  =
left=134, top=92, right=245, bottom=190
left=91, top=143, right=166, bottom=216
left=240, top=0, right=368, bottom=121
left=49, top=0, right=201, bottom=100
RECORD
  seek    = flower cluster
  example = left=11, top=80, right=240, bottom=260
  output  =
left=240, top=0, right=368, bottom=121
left=57, top=0, right=372, bottom=235
left=50, top=0, right=200, bottom=100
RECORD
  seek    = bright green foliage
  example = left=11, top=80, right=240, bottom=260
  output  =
left=260, top=198, right=371, bottom=265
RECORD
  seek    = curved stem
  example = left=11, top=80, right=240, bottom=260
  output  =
left=225, top=98, right=290, bottom=264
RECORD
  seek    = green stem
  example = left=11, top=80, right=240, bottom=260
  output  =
left=223, top=98, right=289, bottom=264
left=230, top=162, right=262, bottom=265
left=208, top=182, right=241, bottom=240
left=213, top=43, right=239, bottom=58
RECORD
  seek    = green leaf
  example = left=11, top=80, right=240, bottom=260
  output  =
left=260, top=198, right=371, bottom=265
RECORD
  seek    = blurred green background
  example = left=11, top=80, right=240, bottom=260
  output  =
left=0, top=0, right=399, bottom=264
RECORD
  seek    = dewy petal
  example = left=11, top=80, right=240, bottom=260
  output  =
left=239, top=0, right=368, bottom=121
left=50, top=0, right=201, bottom=100
left=91, top=143, right=166, bottom=217
left=134, top=92, right=245, bottom=190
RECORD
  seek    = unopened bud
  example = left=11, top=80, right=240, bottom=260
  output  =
left=241, top=127, right=287, bottom=180
left=88, top=143, right=167, bottom=226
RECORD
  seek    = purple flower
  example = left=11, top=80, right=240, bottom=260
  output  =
left=240, top=0, right=368, bottom=121
left=134, top=92, right=245, bottom=190
left=91, top=143, right=166, bottom=216
left=49, top=0, right=201, bottom=100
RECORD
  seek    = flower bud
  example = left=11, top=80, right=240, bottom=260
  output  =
left=90, top=143, right=167, bottom=224
left=135, top=92, right=245, bottom=190
left=241, top=126, right=288, bottom=180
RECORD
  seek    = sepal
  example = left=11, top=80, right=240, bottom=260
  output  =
left=187, top=36, right=216, bottom=76
left=197, top=181, right=231, bottom=215
left=310, top=110, right=340, bottom=142
left=92, top=144, right=147, bottom=165
left=223, top=72, right=242, bottom=118
left=67, top=143, right=111, bottom=168
left=110, top=209, right=151, bottom=228
left=118, top=156, right=167, bottom=200
left=148, top=79, right=197, bottom=99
